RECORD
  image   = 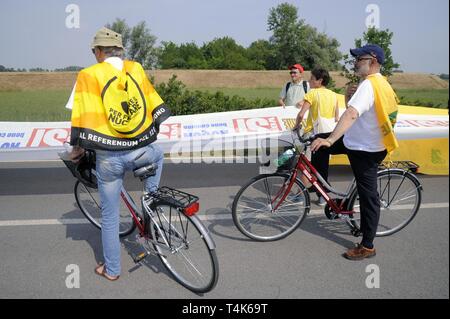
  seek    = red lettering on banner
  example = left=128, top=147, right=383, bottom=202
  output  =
left=158, top=123, right=181, bottom=140
left=399, top=120, right=449, bottom=128
left=232, top=117, right=282, bottom=133
left=26, top=128, right=70, bottom=147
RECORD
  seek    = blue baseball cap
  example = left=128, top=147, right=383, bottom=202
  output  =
left=350, top=44, right=385, bottom=65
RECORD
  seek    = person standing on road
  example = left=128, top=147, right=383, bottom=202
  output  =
left=278, top=64, right=310, bottom=107
left=294, top=67, right=339, bottom=205
left=310, top=44, right=399, bottom=260
left=68, top=27, right=171, bottom=280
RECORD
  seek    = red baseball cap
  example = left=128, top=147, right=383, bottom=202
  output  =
left=289, top=63, right=304, bottom=73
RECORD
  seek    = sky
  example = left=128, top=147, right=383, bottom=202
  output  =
left=0, top=0, right=448, bottom=74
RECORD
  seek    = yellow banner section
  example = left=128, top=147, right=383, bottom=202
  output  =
left=332, top=95, right=449, bottom=175
left=331, top=138, right=449, bottom=175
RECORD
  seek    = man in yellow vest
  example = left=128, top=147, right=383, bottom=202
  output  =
left=311, top=44, right=398, bottom=260
left=69, top=27, right=170, bottom=280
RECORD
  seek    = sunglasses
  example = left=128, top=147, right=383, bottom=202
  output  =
left=355, top=55, right=375, bottom=62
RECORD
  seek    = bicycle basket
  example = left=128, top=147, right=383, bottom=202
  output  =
left=61, top=150, right=98, bottom=188
left=259, top=137, right=297, bottom=173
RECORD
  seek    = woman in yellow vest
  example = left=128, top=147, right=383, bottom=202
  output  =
left=294, top=67, right=339, bottom=205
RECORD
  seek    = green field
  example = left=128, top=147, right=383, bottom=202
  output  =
left=0, top=88, right=448, bottom=121
left=395, top=89, right=449, bottom=108
left=0, top=90, right=72, bottom=121
left=197, top=88, right=449, bottom=109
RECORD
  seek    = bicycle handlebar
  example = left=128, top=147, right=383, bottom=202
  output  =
left=291, top=127, right=316, bottom=146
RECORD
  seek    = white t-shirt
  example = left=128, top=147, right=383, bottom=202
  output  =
left=343, top=73, right=385, bottom=152
left=65, top=57, right=124, bottom=110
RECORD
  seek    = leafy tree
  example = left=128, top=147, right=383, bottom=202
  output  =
left=105, top=18, right=131, bottom=49
left=267, top=3, right=342, bottom=70
left=54, top=66, right=84, bottom=72
left=342, top=27, right=400, bottom=82
left=355, top=27, right=399, bottom=77
left=246, top=40, right=277, bottom=70
left=159, top=41, right=208, bottom=69
left=128, top=21, right=159, bottom=69
left=201, top=37, right=263, bottom=69
left=106, top=19, right=159, bottom=69
left=29, top=67, right=49, bottom=72
left=0, top=65, right=18, bottom=72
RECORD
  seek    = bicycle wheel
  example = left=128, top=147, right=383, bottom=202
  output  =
left=74, top=180, right=136, bottom=237
left=347, top=169, right=422, bottom=236
left=147, top=204, right=219, bottom=293
left=232, top=173, right=310, bottom=241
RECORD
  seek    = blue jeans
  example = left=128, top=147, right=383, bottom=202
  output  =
left=95, top=144, right=164, bottom=276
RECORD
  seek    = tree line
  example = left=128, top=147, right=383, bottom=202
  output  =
left=0, top=65, right=84, bottom=72
left=107, top=2, right=399, bottom=77
left=107, top=3, right=343, bottom=71
left=1, top=3, right=400, bottom=77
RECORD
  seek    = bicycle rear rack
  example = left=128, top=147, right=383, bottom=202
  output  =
left=379, top=161, right=420, bottom=173
left=151, top=186, right=199, bottom=210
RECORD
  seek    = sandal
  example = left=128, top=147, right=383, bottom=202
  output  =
left=94, top=263, right=120, bottom=281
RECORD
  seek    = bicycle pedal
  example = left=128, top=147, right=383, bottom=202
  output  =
left=133, top=251, right=149, bottom=264
left=351, top=229, right=362, bottom=237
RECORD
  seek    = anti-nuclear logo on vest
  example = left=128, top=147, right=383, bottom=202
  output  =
left=102, top=73, right=147, bottom=135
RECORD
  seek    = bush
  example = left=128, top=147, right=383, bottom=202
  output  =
left=154, top=75, right=277, bottom=115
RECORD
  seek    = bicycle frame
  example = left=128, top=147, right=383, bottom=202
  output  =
left=296, top=154, right=356, bottom=215
left=119, top=187, right=145, bottom=234
left=271, top=152, right=356, bottom=216
left=119, top=187, right=202, bottom=254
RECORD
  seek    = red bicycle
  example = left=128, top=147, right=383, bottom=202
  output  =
left=232, top=130, right=422, bottom=241
left=61, top=150, right=219, bottom=293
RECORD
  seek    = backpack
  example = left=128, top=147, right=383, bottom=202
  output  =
left=285, top=81, right=309, bottom=95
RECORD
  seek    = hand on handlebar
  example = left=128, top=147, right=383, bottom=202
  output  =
left=310, top=138, right=332, bottom=152
left=69, top=145, right=85, bottom=163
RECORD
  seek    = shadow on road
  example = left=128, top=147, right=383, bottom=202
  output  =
left=205, top=194, right=355, bottom=249
left=61, top=203, right=172, bottom=281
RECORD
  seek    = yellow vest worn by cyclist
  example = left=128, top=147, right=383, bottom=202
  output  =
left=70, top=60, right=170, bottom=150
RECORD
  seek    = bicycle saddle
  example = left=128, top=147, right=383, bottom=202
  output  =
left=133, top=152, right=158, bottom=180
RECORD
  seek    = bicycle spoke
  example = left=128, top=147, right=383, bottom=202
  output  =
left=350, top=170, right=422, bottom=236
left=238, top=196, right=270, bottom=208
left=83, top=186, right=101, bottom=209
left=237, top=204, right=271, bottom=214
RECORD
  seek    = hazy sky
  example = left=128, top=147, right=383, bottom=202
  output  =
left=0, top=0, right=448, bottom=73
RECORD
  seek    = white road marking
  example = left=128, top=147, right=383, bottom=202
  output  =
left=0, top=202, right=448, bottom=227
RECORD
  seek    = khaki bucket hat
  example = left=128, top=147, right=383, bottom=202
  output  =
left=91, top=27, right=124, bottom=49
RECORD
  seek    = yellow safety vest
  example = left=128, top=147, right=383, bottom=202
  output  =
left=70, top=60, right=170, bottom=150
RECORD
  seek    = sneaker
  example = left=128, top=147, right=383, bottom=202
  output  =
left=317, top=196, right=326, bottom=206
left=343, top=244, right=376, bottom=260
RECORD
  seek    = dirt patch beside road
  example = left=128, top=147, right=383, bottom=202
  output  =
left=0, top=70, right=448, bottom=91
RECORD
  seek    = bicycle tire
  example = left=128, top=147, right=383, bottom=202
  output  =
left=74, top=180, right=136, bottom=237
left=147, top=204, right=219, bottom=293
left=232, top=173, right=310, bottom=241
left=346, top=169, right=422, bottom=237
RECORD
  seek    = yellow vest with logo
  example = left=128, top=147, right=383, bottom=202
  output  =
left=70, top=60, right=170, bottom=150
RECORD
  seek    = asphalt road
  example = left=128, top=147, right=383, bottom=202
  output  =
left=0, top=161, right=448, bottom=299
